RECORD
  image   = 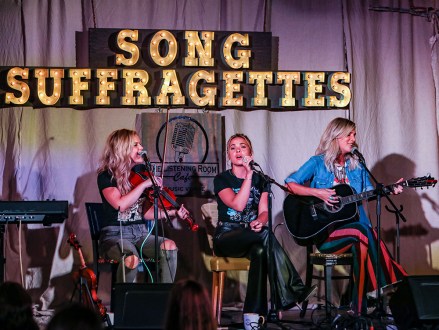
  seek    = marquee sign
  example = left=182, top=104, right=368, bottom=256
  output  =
left=0, top=29, right=351, bottom=110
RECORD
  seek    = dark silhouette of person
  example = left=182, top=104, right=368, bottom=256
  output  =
left=46, top=303, right=103, bottom=330
left=0, top=281, right=39, bottom=330
left=164, top=278, right=216, bottom=330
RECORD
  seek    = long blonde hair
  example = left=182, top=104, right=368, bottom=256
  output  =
left=315, top=117, right=359, bottom=172
left=97, top=129, right=137, bottom=195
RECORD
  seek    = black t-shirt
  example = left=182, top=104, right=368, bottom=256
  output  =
left=214, top=170, right=269, bottom=223
left=97, top=171, right=145, bottom=228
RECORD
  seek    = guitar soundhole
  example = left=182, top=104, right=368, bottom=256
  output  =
left=323, top=200, right=342, bottom=213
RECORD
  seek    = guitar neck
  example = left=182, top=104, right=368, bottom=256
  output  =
left=342, top=181, right=410, bottom=205
left=342, top=189, right=374, bottom=204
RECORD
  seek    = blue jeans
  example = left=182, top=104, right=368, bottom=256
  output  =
left=99, top=224, right=177, bottom=283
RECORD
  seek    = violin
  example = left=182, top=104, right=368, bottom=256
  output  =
left=129, top=165, right=199, bottom=232
left=67, top=233, right=107, bottom=318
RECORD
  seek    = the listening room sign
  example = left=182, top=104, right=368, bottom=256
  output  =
left=140, top=112, right=221, bottom=196
left=0, top=29, right=351, bottom=110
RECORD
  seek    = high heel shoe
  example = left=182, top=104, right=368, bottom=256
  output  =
left=298, top=284, right=318, bottom=304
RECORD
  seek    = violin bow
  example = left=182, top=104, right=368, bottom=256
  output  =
left=160, top=108, right=171, bottom=182
left=155, top=108, right=175, bottom=227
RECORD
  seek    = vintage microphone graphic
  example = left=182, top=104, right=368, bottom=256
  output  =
left=171, top=121, right=195, bottom=162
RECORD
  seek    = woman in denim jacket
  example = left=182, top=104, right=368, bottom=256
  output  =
left=285, top=117, right=407, bottom=315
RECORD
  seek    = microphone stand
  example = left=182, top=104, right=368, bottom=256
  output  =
left=138, top=155, right=174, bottom=283
left=251, top=164, right=311, bottom=328
left=355, top=156, right=406, bottom=317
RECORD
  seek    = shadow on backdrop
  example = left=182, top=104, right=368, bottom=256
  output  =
left=371, top=153, right=439, bottom=275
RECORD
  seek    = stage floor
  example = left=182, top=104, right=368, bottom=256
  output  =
left=34, top=302, right=400, bottom=329
left=218, top=304, right=399, bottom=330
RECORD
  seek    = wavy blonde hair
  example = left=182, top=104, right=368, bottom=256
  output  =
left=97, top=129, right=137, bottom=195
left=315, top=117, right=359, bottom=173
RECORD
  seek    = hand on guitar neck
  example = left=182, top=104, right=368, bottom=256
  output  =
left=392, top=178, right=405, bottom=195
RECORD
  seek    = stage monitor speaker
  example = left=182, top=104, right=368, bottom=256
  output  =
left=389, top=275, right=439, bottom=329
left=112, top=283, right=173, bottom=329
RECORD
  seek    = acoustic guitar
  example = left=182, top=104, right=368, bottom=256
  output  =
left=283, top=175, right=436, bottom=246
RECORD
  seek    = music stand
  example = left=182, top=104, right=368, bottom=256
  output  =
left=385, top=204, right=404, bottom=263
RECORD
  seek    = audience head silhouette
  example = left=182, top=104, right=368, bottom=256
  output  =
left=0, top=281, right=39, bottom=330
left=165, top=278, right=216, bottom=330
left=46, top=303, right=102, bottom=330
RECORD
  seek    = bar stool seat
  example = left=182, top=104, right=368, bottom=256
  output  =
left=301, top=246, right=353, bottom=318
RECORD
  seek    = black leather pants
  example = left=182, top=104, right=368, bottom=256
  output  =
left=213, top=224, right=307, bottom=316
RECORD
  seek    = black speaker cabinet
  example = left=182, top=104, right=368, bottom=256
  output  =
left=112, top=283, right=173, bottom=329
left=389, top=275, right=439, bottom=329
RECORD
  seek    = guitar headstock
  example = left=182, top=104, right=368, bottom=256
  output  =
left=406, top=175, right=437, bottom=189
left=67, top=233, right=81, bottom=250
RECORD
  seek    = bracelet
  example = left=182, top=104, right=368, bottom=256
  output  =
left=244, top=178, right=252, bottom=181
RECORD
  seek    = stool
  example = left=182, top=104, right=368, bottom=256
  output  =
left=210, top=256, right=250, bottom=325
left=301, top=245, right=353, bottom=318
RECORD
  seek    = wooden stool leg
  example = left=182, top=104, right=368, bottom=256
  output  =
left=324, top=265, right=334, bottom=319
left=211, top=271, right=219, bottom=324
left=217, top=271, right=225, bottom=325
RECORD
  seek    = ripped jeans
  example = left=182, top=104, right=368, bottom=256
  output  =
left=99, top=224, right=177, bottom=283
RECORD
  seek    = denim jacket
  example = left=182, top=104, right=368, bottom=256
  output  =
left=285, top=154, right=374, bottom=225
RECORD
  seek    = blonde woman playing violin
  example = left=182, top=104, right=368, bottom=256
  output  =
left=97, top=129, right=189, bottom=283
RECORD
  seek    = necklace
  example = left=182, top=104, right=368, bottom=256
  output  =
left=334, top=163, right=347, bottom=183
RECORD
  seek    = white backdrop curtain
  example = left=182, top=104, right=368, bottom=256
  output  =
left=0, top=0, right=438, bottom=309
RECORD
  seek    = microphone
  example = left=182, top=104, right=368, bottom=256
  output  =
left=249, top=160, right=259, bottom=169
left=351, top=147, right=365, bottom=163
left=171, top=121, right=195, bottom=163
left=138, top=150, right=149, bottom=162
